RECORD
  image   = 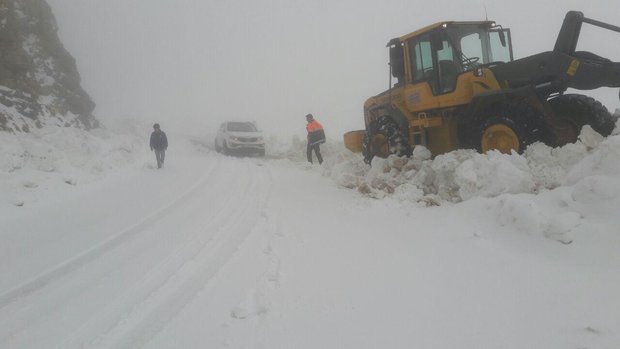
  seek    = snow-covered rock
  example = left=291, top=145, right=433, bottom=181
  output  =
left=0, top=0, right=95, bottom=132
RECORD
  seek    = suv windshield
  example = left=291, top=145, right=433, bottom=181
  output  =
left=227, top=122, right=257, bottom=132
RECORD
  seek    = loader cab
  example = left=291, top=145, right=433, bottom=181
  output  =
left=390, top=21, right=513, bottom=95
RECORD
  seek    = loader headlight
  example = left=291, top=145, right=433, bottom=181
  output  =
left=473, top=67, right=484, bottom=77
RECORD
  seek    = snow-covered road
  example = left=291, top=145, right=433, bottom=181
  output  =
left=1, top=133, right=620, bottom=348
left=1, top=145, right=275, bottom=347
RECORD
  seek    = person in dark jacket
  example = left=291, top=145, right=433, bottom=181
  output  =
left=305, top=114, right=325, bottom=164
left=150, top=123, right=168, bottom=168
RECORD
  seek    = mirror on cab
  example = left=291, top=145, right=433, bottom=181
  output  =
left=389, top=42, right=405, bottom=79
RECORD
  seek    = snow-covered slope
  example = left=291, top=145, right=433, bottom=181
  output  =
left=1, top=122, right=619, bottom=348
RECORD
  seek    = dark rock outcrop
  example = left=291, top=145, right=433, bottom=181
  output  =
left=0, top=0, right=96, bottom=132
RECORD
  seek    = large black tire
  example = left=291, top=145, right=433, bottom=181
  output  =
left=548, top=94, right=617, bottom=145
left=469, top=101, right=554, bottom=154
left=214, top=140, right=221, bottom=153
left=362, top=117, right=409, bottom=164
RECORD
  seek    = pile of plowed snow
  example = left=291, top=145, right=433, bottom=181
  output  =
left=324, top=124, right=620, bottom=205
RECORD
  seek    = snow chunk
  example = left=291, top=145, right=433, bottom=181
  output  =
left=496, top=195, right=544, bottom=232
left=543, top=211, right=581, bottom=244
left=579, top=125, right=605, bottom=149
left=230, top=289, right=268, bottom=320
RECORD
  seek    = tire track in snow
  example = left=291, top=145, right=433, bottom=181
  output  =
left=92, top=162, right=272, bottom=349
left=1, top=157, right=258, bottom=348
left=53, top=159, right=266, bottom=348
left=0, top=158, right=221, bottom=310
left=0, top=161, right=234, bottom=348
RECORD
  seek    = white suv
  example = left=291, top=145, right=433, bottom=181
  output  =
left=215, top=121, right=265, bottom=156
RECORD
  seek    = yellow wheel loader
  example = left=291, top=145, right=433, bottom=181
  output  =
left=344, top=11, right=620, bottom=163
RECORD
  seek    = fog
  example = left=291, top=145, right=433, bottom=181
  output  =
left=47, top=0, right=620, bottom=139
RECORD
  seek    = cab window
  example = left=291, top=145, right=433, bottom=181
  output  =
left=436, top=37, right=460, bottom=92
left=409, top=32, right=461, bottom=94
left=460, top=32, right=485, bottom=62
left=411, top=36, right=434, bottom=83
left=488, top=30, right=512, bottom=62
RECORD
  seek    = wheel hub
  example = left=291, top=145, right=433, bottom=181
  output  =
left=370, top=134, right=390, bottom=158
left=554, top=117, right=579, bottom=145
left=482, top=124, right=520, bottom=154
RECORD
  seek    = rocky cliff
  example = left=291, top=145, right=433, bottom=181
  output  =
left=0, top=0, right=95, bottom=132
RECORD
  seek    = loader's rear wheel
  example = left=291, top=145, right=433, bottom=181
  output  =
left=362, top=117, right=408, bottom=164
left=474, top=101, right=554, bottom=154
left=548, top=94, right=617, bottom=146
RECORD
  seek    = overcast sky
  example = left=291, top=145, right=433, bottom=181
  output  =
left=46, top=0, right=620, bottom=138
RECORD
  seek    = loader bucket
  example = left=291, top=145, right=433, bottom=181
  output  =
left=344, top=130, right=365, bottom=153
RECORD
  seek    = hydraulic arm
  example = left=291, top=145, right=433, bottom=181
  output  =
left=490, top=11, right=620, bottom=97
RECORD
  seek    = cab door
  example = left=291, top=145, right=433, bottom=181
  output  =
left=404, top=31, right=461, bottom=112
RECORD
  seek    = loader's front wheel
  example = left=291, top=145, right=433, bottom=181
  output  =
left=362, top=117, right=409, bottom=164
left=362, top=132, right=373, bottom=164
left=548, top=94, right=617, bottom=146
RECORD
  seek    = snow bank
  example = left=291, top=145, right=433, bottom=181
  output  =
left=322, top=124, right=620, bottom=205
left=0, top=118, right=149, bottom=209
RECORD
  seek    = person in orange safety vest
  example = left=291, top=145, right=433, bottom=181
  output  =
left=305, top=113, right=325, bottom=164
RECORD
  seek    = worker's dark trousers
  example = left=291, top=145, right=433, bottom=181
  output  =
left=307, top=143, right=323, bottom=164
left=155, top=149, right=166, bottom=168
